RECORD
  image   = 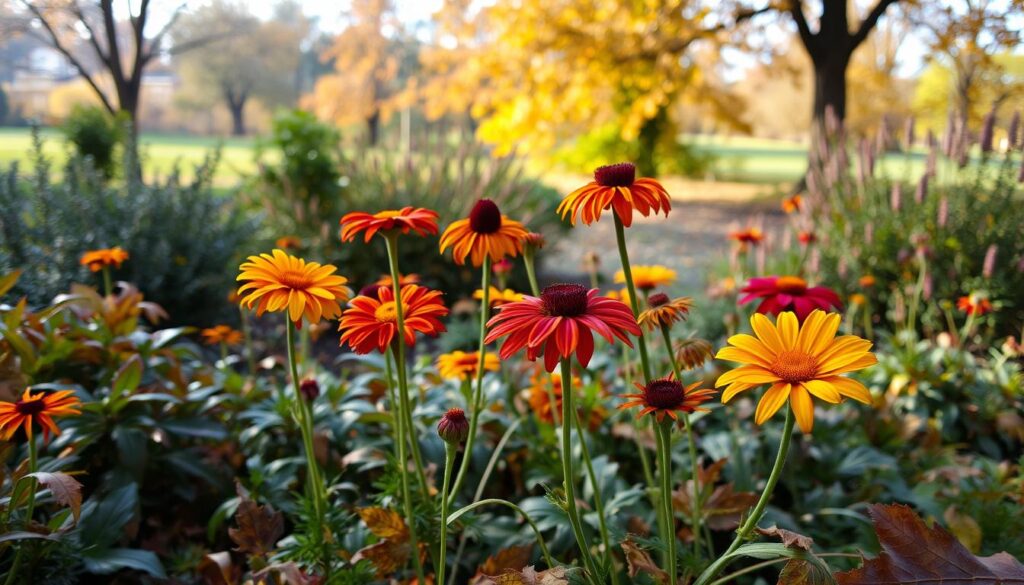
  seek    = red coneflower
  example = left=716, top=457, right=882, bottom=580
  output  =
left=781, top=195, right=803, bottom=213
left=798, top=231, right=817, bottom=245
left=338, top=284, right=449, bottom=354
left=739, top=276, right=842, bottom=321
left=957, top=293, right=993, bottom=316
left=440, top=199, right=529, bottom=267
left=0, top=388, right=81, bottom=442
left=484, top=283, right=641, bottom=371
left=557, top=162, right=672, bottom=227
left=729, top=227, right=764, bottom=247
left=340, top=207, right=440, bottom=242
left=619, top=376, right=716, bottom=422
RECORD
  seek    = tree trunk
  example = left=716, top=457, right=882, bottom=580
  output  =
left=229, top=100, right=247, bottom=136
left=812, top=54, right=849, bottom=134
left=636, top=107, right=666, bottom=178
left=367, top=110, right=381, bottom=146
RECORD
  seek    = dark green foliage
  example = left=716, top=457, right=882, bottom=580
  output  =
left=0, top=129, right=254, bottom=325
left=60, top=105, right=124, bottom=179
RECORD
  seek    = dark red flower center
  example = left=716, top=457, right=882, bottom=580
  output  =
left=468, top=199, right=503, bottom=234
left=648, top=293, right=670, bottom=308
left=15, top=398, right=46, bottom=416
left=643, top=379, right=686, bottom=410
left=359, top=283, right=385, bottom=299
left=541, top=284, right=589, bottom=317
left=594, top=162, right=636, bottom=187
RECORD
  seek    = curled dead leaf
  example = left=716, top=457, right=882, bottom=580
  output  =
left=756, top=525, right=814, bottom=551
left=228, top=491, right=284, bottom=556
left=28, top=471, right=82, bottom=524
left=621, top=537, right=668, bottom=584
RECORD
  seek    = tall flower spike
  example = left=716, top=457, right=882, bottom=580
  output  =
left=439, top=199, right=529, bottom=267
left=715, top=310, right=877, bottom=433
left=558, top=162, right=672, bottom=227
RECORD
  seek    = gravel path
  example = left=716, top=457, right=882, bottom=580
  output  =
left=539, top=194, right=787, bottom=293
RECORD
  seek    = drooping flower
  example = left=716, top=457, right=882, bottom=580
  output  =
left=0, top=388, right=81, bottom=442
left=522, top=232, right=546, bottom=250
left=437, top=408, right=470, bottom=444
left=80, top=247, right=129, bottom=272
left=299, top=378, right=320, bottom=401
left=674, top=338, right=714, bottom=370
left=338, top=284, right=448, bottom=354
left=275, top=236, right=301, bottom=250
left=236, top=249, right=352, bottom=326
left=440, top=199, right=529, bottom=267
left=781, top=194, right=803, bottom=214
left=485, top=283, right=641, bottom=371
left=340, top=207, right=440, bottom=242
left=619, top=376, right=716, bottom=422
left=615, top=265, right=676, bottom=291
left=473, top=286, right=524, bottom=307
left=957, top=293, right=993, bottom=316
left=739, top=276, right=842, bottom=321
left=637, top=293, right=693, bottom=331
left=201, top=325, right=243, bottom=346
left=557, top=162, right=672, bottom=227
left=436, top=350, right=500, bottom=381
left=715, top=310, right=877, bottom=433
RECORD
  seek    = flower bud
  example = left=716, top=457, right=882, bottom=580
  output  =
left=437, top=407, right=469, bottom=444
left=299, top=378, right=320, bottom=401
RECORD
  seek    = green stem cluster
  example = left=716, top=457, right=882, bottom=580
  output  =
left=655, top=421, right=677, bottom=585
left=559, top=358, right=601, bottom=582
left=437, top=443, right=457, bottom=585
left=3, top=434, right=38, bottom=585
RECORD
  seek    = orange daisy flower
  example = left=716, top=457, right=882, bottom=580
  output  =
left=715, top=310, right=877, bottom=433
left=375, top=273, right=421, bottom=287
left=730, top=227, right=764, bottom=246
left=440, top=199, right=529, bottom=267
left=781, top=194, right=803, bottom=213
left=339, top=284, right=449, bottom=354
left=637, top=293, right=693, bottom=330
left=80, top=247, right=129, bottom=272
left=615, top=265, right=676, bottom=291
left=275, top=236, right=301, bottom=249
left=619, top=376, right=716, bottom=422
left=201, top=325, right=243, bottom=346
left=236, top=249, right=352, bottom=326
left=436, top=350, right=500, bottom=381
left=557, top=162, right=671, bottom=227
left=957, top=293, right=993, bottom=316
left=858, top=275, right=876, bottom=288
left=340, top=207, right=440, bottom=242
left=473, top=286, right=524, bottom=307
left=485, top=283, right=641, bottom=371
left=0, top=388, right=81, bottom=442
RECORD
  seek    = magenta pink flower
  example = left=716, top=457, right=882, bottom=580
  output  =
left=739, top=276, right=842, bottom=321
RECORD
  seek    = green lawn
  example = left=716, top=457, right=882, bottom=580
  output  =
left=0, top=127, right=268, bottom=186
left=0, top=126, right=942, bottom=188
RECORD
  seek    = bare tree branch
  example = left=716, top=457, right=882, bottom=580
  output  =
left=851, top=0, right=900, bottom=49
left=788, top=0, right=817, bottom=52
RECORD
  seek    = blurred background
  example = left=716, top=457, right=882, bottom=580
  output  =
left=0, top=0, right=1021, bottom=324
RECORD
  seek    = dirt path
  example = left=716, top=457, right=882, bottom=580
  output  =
left=537, top=178, right=788, bottom=292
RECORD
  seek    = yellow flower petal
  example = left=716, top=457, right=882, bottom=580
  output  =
left=802, top=379, right=842, bottom=404
left=827, top=377, right=872, bottom=403
left=754, top=383, right=791, bottom=425
left=790, top=385, right=815, bottom=433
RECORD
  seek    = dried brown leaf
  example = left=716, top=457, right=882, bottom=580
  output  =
left=778, top=559, right=831, bottom=585
left=351, top=538, right=411, bottom=578
left=357, top=507, right=409, bottom=541
left=835, top=503, right=1024, bottom=584
left=476, top=544, right=533, bottom=577
left=622, top=537, right=668, bottom=584
left=28, top=471, right=82, bottom=524
left=228, top=493, right=283, bottom=556
left=756, top=525, right=814, bottom=551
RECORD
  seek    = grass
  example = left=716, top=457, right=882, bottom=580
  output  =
left=0, top=126, right=948, bottom=192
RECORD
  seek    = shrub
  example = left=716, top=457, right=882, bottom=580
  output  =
left=251, top=126, right=565, bottom=296
left=60, top=105, right=124, bottom=179
left=0, top=130, right=254, bottom=325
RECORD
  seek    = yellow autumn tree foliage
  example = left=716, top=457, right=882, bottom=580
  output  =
left=415, top=0, right=761, bottom=175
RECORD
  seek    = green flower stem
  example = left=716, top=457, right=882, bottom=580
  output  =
left=656, top=421, right=677, bottom=585
left=693, top=408, right=796, bottom=585
left=384, top=235, right=429, bottom=499
left=447, top=255, right=492, bottom=507
left=286, top=322, right=326, bottom=534
left=383, top=349, right=402, bottom=464
left=660, top=324, right=702, bottom=559
left=3, top=434, right=38, bottom=585
left=239, top=306, right=257, bottom=375
left=613, top=215, right=653, bottom=383
left=438, top=443, right=457, bottom=585
left=101, top=266, right=112, bottom=297
left=523, top=247, right=541, bottom=296
left=446, top=498, right=554, bottom=569
left=560, top=358, right=601, bottom=583
left=575, top=410, right=619, bottom=585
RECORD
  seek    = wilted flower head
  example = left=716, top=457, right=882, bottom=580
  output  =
left=437, top=408, right=469, bottom=444
left=522, top=232, right=546, bottom=250
left=637, top=294, right=693, bottom=331
left=673, top=338, right=714, bottom=370
left=299, top=378, right=320, bottom=401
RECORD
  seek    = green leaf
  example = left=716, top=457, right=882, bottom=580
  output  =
left=0, top=270, right=21, bottom=298
left=112, top=355, right=144, bottom=398
left=0, top=531, right=59, bottom=544
left=77, top=483, right=138, bottom=550
left=81, top=547, right=167, bottom=578
left=159, top=417, right=227, bottom=440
